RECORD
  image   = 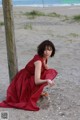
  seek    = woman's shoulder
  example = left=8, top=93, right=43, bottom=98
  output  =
left=33, top=54, right=43, bottom=62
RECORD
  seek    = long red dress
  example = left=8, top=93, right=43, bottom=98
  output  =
left=0, top=54, right=57, bottom=111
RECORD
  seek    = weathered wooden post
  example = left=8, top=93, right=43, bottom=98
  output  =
left=2, top=0, right=18, bottom=82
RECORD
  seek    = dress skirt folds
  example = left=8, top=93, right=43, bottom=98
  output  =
left=0, top=55, right=58, bottom=111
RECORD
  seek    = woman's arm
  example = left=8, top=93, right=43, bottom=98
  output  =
left=34, top=60, right=53, bottom=85
left=34, top=60, right=47, bottom=85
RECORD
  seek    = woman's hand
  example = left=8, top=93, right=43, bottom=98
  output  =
left=47, top=79, right=55, bottom=87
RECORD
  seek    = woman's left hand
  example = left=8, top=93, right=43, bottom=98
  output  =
left=47, top=79, right=55, bottom=87
left=49, top=81, right=55, bottom=87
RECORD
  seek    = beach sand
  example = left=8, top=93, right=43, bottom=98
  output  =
left=0, top=6, right=80, bottom=120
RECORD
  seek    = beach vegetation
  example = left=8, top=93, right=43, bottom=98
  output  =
left=23, top=10, right=80, bottom=23
left=24, top=10, right=45, bottom=19
left=24, top=10, right=62, bottom=19
left=47, top=12, right=61, bottom=17
left=62, top=15, right=70, bottom=21
left=72, top=15, right=80, bottom=22
left=0, top=22, right=4, bottom=26
left=56, top=35, right=66, bottom=38
left=68, top=33, right=79, bottom=37
left=24, top=24, right=32, bottom=30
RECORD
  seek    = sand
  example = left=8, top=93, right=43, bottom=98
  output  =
left=0, top=6, right=80, bottom=120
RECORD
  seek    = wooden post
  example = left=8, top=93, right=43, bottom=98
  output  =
left=2, top=0, right=18, bottom=82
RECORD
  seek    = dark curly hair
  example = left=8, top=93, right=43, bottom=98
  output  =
left=37, top=40, right=55, bottom=57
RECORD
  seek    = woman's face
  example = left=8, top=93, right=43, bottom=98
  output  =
left=43, top=46, right=52, bottom=59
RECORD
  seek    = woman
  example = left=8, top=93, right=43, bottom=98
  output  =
left=0, top=40, right=58, bottom=111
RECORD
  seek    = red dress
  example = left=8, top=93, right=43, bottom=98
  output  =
left=0, top=54, right=58, bottom=111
